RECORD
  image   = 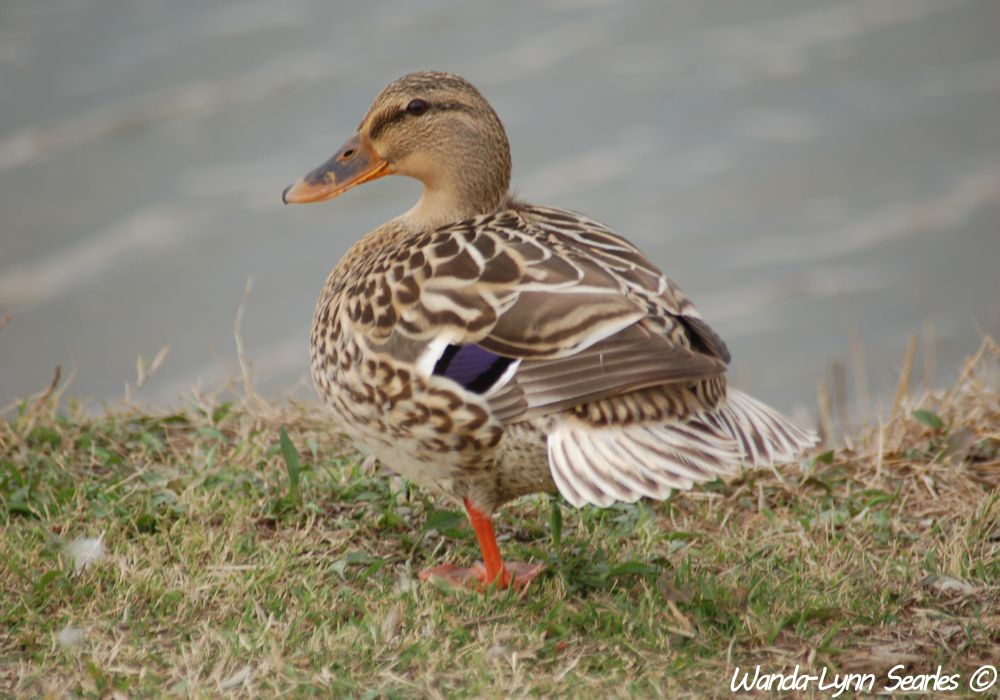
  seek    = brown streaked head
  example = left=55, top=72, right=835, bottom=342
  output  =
left=283, top=71, right=512, bottom=224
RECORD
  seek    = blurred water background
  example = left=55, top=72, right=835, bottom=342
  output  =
left=2, top=0, right=999, bottom=420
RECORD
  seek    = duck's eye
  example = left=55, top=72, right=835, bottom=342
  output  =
left=405, top=99, right=429, bottom=116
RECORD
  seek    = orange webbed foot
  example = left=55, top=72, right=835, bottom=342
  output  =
left=419, top=561, right=545, bottom=590
left=419, top=498, right=545, bottom=591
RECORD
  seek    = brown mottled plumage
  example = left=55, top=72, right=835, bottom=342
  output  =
left=283, top=71, right=817, bottom=588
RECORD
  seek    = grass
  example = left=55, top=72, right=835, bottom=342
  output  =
left=1, top=339, right=998, bottom=698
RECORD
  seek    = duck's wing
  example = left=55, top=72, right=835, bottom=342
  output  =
left=356, top=204, right=729, bottom=423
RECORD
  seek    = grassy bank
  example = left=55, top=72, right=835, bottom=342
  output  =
left=2, top=340, right=998, bottom=697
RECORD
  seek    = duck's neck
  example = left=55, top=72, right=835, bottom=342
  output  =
left=403, top=183, right=507, bottom=230
left=399, top=123, right=512, bottom=230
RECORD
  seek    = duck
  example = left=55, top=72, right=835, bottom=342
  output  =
left=282, top=71, right=817, bottom=589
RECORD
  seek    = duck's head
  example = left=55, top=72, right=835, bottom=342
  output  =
left=283, top=71, right=511, bottom=228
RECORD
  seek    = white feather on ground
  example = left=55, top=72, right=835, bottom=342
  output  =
left=65, top=533, right=106, bottom=575
left=57, top=625, right=86, bottom=649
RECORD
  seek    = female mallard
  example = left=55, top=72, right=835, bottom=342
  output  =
left=283, top=71, right=816, bottom=588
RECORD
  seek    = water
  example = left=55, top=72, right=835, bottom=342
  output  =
left=2, top=0, right=999, bottom=418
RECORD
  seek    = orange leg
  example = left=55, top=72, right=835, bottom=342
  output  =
left=418, top=498, right=544, bottom=590
left=464, top=498, right=508, bottom=585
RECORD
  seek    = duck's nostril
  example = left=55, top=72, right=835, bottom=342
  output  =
left=341, top=148, right=355, bottom=160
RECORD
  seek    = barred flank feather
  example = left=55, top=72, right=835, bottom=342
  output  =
left=547, top=418, right=742, bottom=507
left=708, top=389, right=818, bottom=467
left=547, top=393, right=817, bottom=508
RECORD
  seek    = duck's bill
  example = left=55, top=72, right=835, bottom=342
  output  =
left=282, top=134, right=391, bottom=204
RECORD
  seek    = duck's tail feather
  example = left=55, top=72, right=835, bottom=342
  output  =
left=705, top=389, right=819, bottom=467
left=547, top=390, right=817, bottom=508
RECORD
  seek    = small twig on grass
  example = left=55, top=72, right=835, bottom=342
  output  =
left=815, top=380, right=834, bottom=447
left=234, top=277, right=259, bottom=405
left=1, top=361, right=74, bottom=419
left=945, top=335, right=1000, bottom=406
left=123, top=345, right=170, bottom=404
left=874, top=418, right=885, bottom=480
left=888, top=335, right=919, bottom=450
left=832, top=359, right=853, bottom=451
left=890, top=334, right=918, bottom=421
left=137, top=345, right=170, bottom=389
left=31, top=365, right=61, bottom=413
